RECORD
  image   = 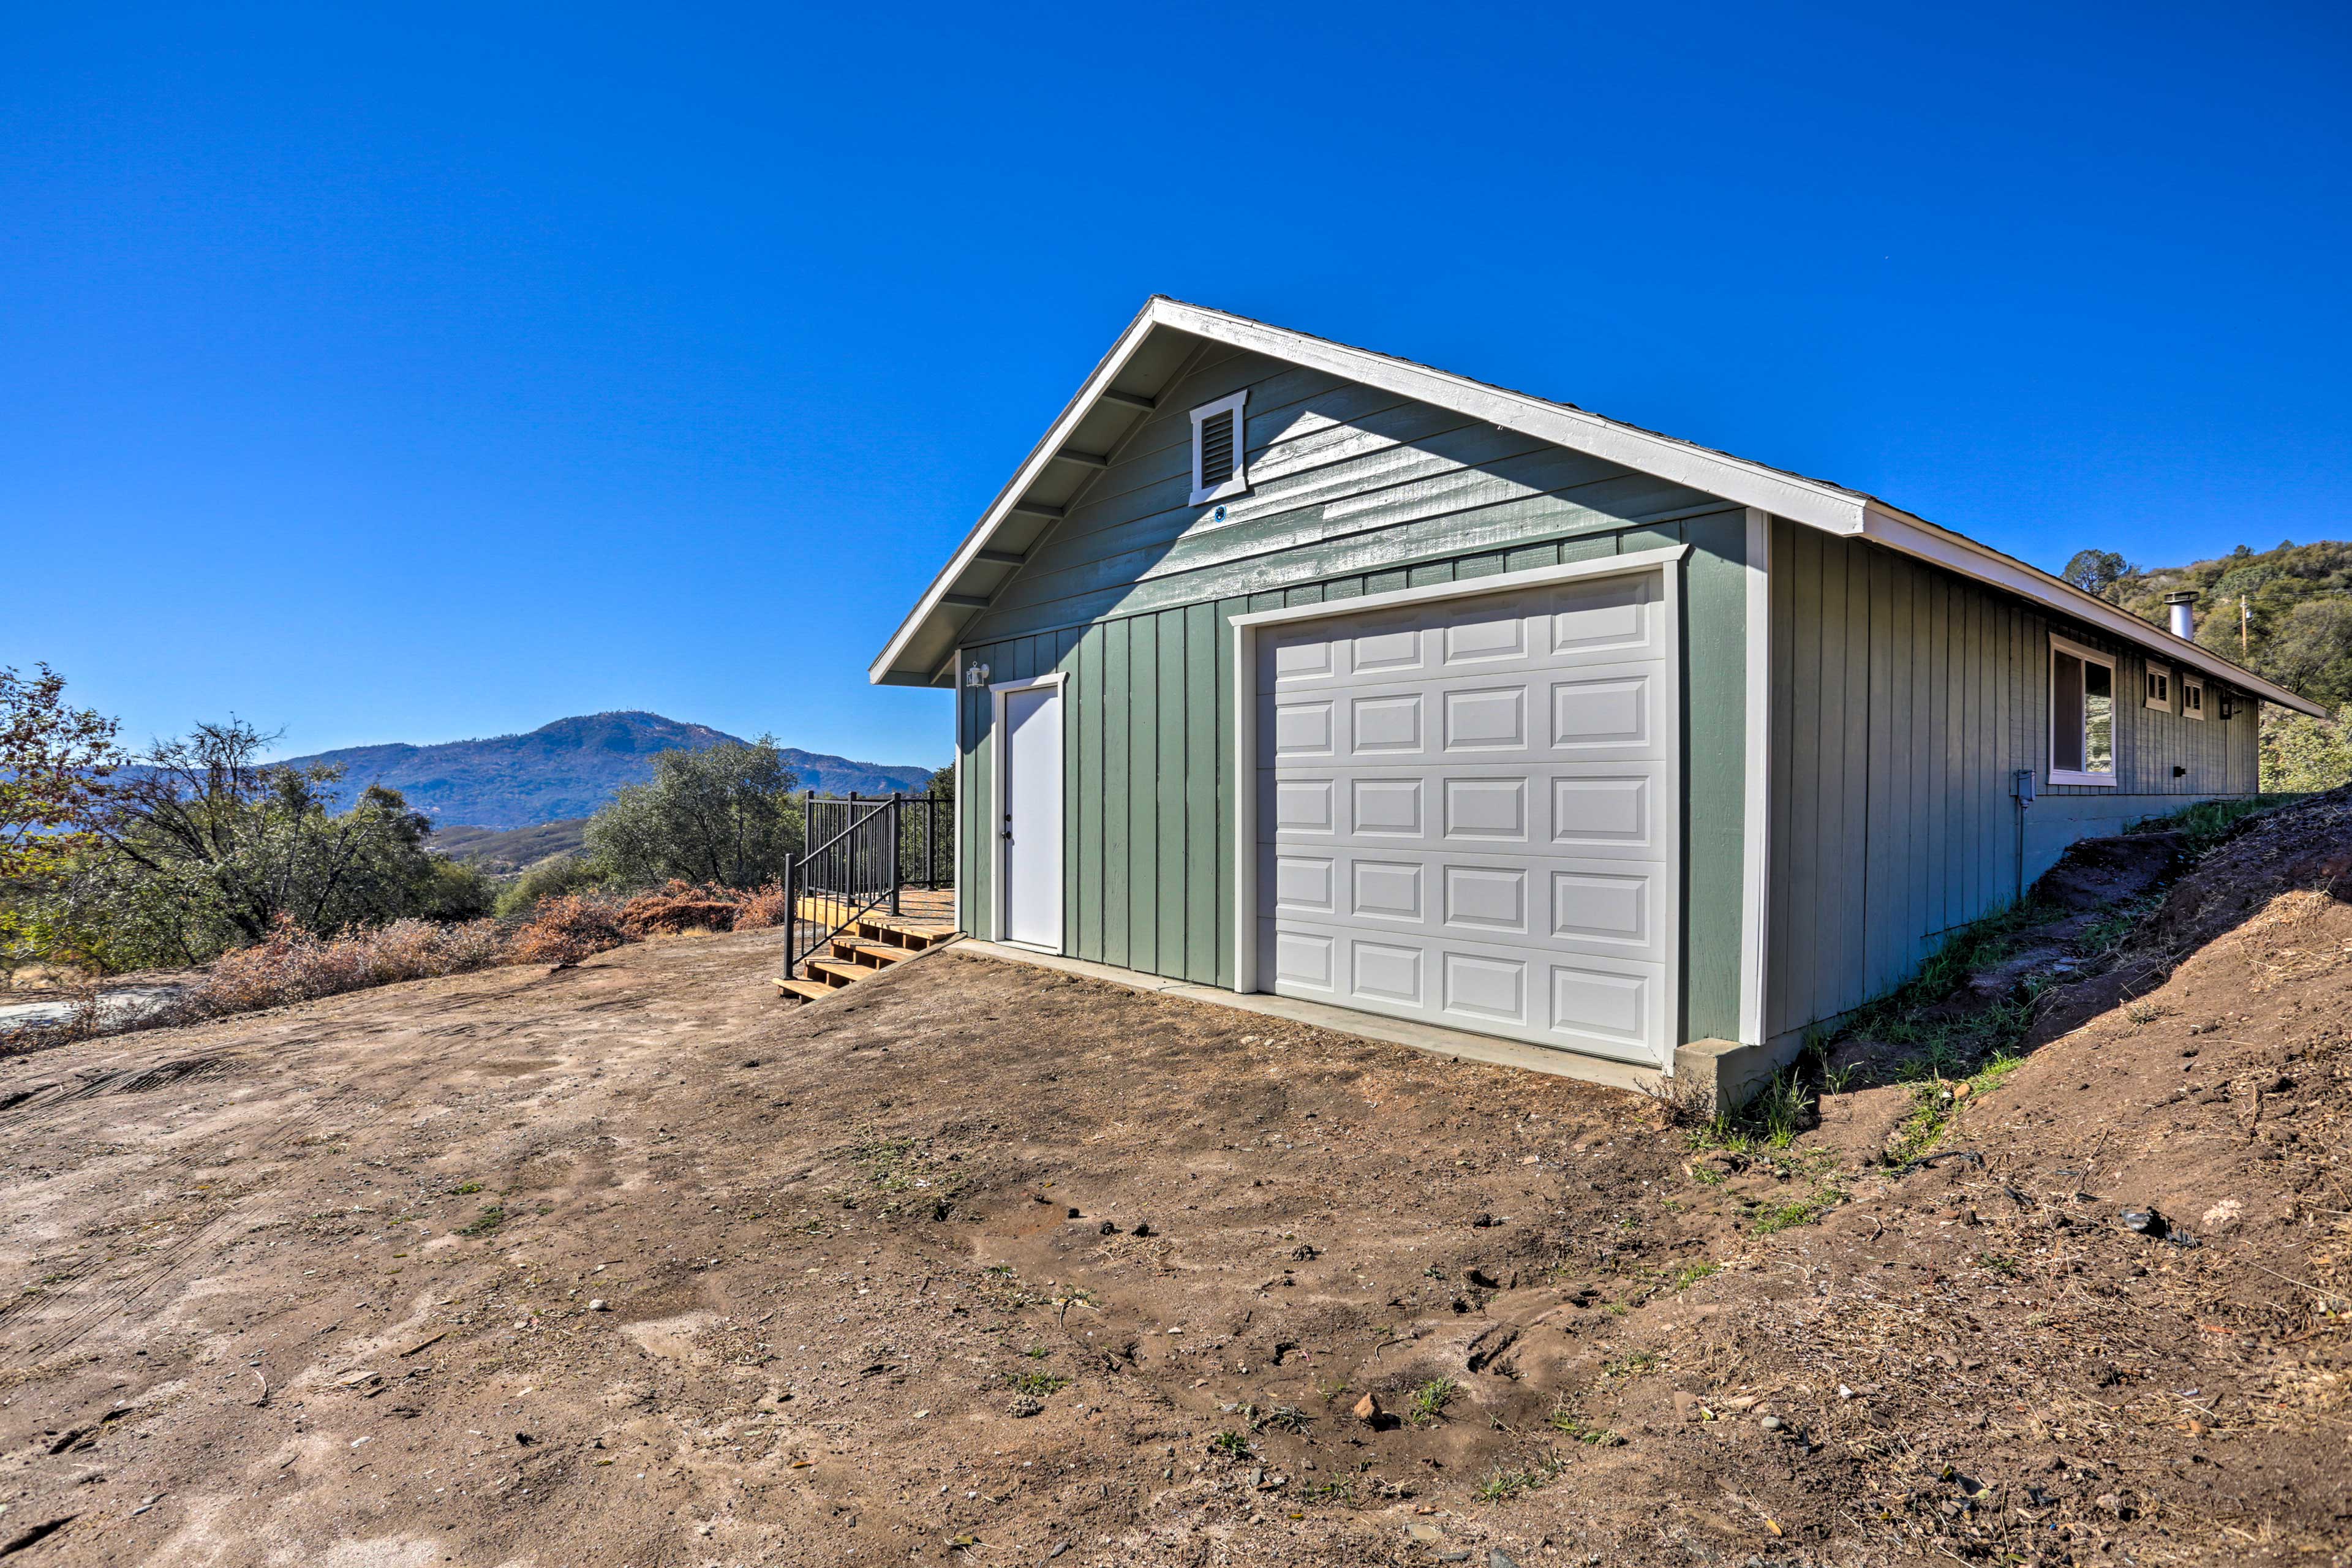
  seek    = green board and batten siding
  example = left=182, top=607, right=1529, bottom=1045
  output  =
left=944, top=341, right=2261, bottom=1057
left=1764, top=518, right=2260, bottom=1039
left=952, top=341, right=1756, bottom=1045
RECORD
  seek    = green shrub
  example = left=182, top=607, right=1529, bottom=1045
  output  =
left=494, top=854, right=610, bottom=919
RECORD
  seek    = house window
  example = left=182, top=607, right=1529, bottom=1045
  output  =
left=1189, top=391, right=1248, bottom=507
left=2144, top=661, right=2173, bottom=713
left=2050, top=636, right=2117, bottom=787
left=2182, top=675, right=2206, bottom=720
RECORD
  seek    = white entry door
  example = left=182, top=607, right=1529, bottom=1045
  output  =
left=997, top=679, right=1064, bottom=949
left=1254, top=568, right=1679, bottom=1066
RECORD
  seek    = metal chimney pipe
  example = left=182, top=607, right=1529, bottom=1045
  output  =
left=2164, top=591, right=2197, bottom=640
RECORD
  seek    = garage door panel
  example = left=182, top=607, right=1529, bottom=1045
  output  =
left=1254, top=918, right=1668, bottom=1064
left=1545, top=573, right=1659, bottom=658
left=1257, top=569, right=1675, bottom=1066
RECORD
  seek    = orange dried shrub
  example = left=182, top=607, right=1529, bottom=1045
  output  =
left=511, top=894, right=631, bottom=968
left=616, top=881, right=741, bottom=938
left=731, top=884, right=791, bottom=930
left=189, top=916, right=512, bottom=1014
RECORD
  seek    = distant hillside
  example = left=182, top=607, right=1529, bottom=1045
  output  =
left=276, top=711, right=935, bottom=829
left=426, top=819, right=589, bottom=872
left=2095, top=540, right=2352, bottom=709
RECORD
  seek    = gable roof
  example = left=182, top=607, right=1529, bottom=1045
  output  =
left=873, top=297, right=2324, bottom=717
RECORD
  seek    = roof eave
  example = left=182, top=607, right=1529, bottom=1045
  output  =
left=1857, top=504, right=2328, bottom=718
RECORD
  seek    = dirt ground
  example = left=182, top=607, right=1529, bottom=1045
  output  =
left=2, top=813, right=2349, bottom=1566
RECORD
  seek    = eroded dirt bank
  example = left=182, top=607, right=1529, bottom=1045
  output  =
left=0, top=807, right=2346, bottom=1566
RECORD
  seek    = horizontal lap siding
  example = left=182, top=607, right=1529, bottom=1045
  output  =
left=1766, top=524, right=2266, bottom=1039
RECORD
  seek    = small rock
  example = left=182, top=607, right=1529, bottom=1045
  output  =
left=1836, top=1384, right=1855, bottom=1400
left=1006, top=1395, right=1044, bottom=1419
left=1352, top=1392, right=1381, bottom=1423
left=1131, top=1221, right=1153, bottom=1238
left=1406, top=1521, right=1444, bottom=1545
left=1490, top=1553, right=1521, bottom=1568
left=587, top=1299, right=609, bottom=1312
left=2095, top=1491, right=2126, bottom=1517
left=1471, top=1212, right=1498, bottom=1228
left=1437, top=1554, right=1471, bottom=1564
left=1759, top=1415, right=1786, bottom=1433
left=2120, top=1208, right=2169, bottom=1238
left=1289, top=1242, right=1318, bottom=1261
left=1098, top=1221, right=1119, bottom=1236
left=1066, top=1207, right=1082, bottom=1219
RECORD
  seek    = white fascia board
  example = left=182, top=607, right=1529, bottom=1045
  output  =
left=1152, top=301, right=1873, bottom=538
left=1859, top=505, right=2326, bottom=717
left=875, top=296, right=2328, bottom=719
left=872, top=298, right=1871, bottom=684
left=868, top=302, right=1166, bottom=685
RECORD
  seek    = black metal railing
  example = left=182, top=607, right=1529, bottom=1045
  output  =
left=782, top=793, right=954, bottom=979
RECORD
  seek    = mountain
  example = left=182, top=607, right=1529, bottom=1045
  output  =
left=274, top=711, right=936, bottom=830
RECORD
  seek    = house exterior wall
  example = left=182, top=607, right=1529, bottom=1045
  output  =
left=951, top=341, right=1756, bottom=1046
left=1764, top=520, right=2262, bottom=1040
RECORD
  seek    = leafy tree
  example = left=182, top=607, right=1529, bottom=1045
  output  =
left=2062, top=549, right=2133, bottom=601
left=0, top=666, right=125, bottom=952
left=2264, top=599, right=2352, bottom=709
left=584, top=736, right=802, bottom=889
left=2261, top=705, right=2352, bottom=793
left=47, top=720, right=493, bottom=968
left=492, top=853, right=609, bottom=919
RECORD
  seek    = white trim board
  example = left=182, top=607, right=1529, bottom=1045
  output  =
left=1229, top=543, right=1690, bottom=1072
left=2048, top=635, right=2120, bottom=790
left=1738, top=507, right=1773, bottom=1046
left=870, top=298, right=2323, bottom=719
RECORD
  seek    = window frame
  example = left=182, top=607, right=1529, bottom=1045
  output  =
left=2143, top=659, right=2174, bottom=713
left=2049, top=634, right=2120, bottom=788
left=2182, top=673, right=2206, bottom=721
left=1188, top=390, right=1250, bottom=508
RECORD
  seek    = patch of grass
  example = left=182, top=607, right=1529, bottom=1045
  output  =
left=1474, top=1455, right=1565, bottom=1502
left=1546, top=1408, right=1627, bottom=1446
left=457, top=1204, right=505, bottom=1236
left=2127, top=794, right=2297, bottom=858
left=1207, top=1429, right=1256, bottom=1460
left=1300, top=1478, right=1355, bottom=1504
left=450, top=1182, right=483, bottom=1196
left=1601, top=1352, right=1657, bottom=1379
left=2125, top=998, right=2173, bottom=1026
left=1665, top=1261, right=1719, bottom=1293
left=2078, top=894, right=2160, bottom=960
left=1978, top=1253, right=2020, bottom=1276
left=1022, top=1344, right=1050, bottom=1359
left=1004, top=1368, right=1068, bottom=1398
left=1750, top=1186, right=1846, bottom=1235
left=1405, top=1378, right=1458, bottom=1427
left=1752, top=1071, right=1815, bottom=1147
left=1315, top=1378, right=1351, bottom=1404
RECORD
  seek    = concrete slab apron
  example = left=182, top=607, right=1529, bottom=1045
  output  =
left=956, top=940, right=1666, bottom=1098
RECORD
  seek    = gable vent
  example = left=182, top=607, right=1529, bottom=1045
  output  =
left=1188, top=390, right=1249, bottom=507
left=1199, top=410, right=1233, bottom=485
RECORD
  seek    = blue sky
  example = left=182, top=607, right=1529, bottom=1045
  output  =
left=5, top=2, right=2345, bottom=768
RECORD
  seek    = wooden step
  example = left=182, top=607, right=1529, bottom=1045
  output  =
left=806, top=958, right=866, bottom=988
left=773, top=978, right=832, bottom=1003
left=856, top=919, right=960, bottom=949
left=831, top=938, right=916, bottom=967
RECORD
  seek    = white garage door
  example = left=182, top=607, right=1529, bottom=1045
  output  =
left=1254, top=568, right=1679, bottom=1066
